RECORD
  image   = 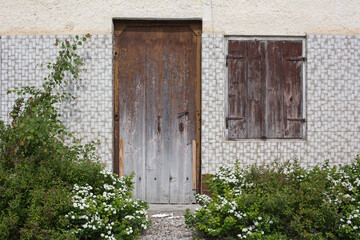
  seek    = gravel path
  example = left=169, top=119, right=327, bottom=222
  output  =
left=139, top=204, right=200, bottom=240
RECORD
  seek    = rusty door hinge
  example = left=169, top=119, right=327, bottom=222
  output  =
left=286, top=57, right=306, bottom=61
left=226, top=55, right=246, bottom=67
left=287, top=118, right=306, bottom=122
left=225, top=117, right=244, bottom=128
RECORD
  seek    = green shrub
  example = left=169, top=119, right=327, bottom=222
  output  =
left=66, top=170, right=150, bottom=240
left=185, top=156, right=360, bottom=239
left=0, top=35, right=150, bottom=239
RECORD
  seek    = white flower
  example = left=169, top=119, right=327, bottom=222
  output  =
left=254, top=221, right=258, bottom=226
left=258, top=216, right=262, bottom=220
left=242, top=228, right=248, bottom=232
left=71, top=216, right=75, bottom=219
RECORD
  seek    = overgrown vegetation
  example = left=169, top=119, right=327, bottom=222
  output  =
left=0, top=35, right=150, bottom=239
left=185, top=156, right=360, bottom=239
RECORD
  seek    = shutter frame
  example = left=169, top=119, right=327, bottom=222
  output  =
left=227, top=40, right=248, bottom=139
left=227, top=39, right=304, bottom=139
left=283, top=41, right=304, bottom=138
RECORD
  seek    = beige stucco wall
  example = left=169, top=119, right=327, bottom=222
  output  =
left=1, top=0, right=360, bottom=35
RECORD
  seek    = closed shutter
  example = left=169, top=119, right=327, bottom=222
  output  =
left=283, top=41, right=303, bottom=138
left=227, top=41, right=247, bottom=138
left=227, top=40, right=304, bottom=139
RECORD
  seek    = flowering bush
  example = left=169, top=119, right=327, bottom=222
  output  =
left=185, top=156, right=360, bottom=239
left=0, top=35, right=150, bottom=239
left=66, top=171, right=150, bottom=240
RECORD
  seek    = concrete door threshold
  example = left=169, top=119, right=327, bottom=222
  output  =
left=147, top=204, right=200, bottom=216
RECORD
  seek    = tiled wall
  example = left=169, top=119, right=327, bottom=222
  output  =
left=201, top=34, right=360, bottom=174
left=1, top=33, right=360, bottom=175
left=0, top=34, right=114, bottom=170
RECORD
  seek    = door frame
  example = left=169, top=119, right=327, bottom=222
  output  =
left=112, top=20, right=202, bottom=193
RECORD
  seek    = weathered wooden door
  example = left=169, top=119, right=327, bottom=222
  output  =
left=113, top=21, right=201, bottom=203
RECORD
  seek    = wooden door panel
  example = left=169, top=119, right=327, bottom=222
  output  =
left=167, top=27, right=197, bottom=203
left=116, top=23, right=199, bottom=203
left=118, top=27, right=146, bottom=200
left=145, top=28, right=171, bottom=203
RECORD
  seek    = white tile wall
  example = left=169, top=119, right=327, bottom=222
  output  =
left=1, top=33, right=359, bottom=175
left=0, top=34, right=113, bottom=170
left=201, top=34, right=360, bottom=174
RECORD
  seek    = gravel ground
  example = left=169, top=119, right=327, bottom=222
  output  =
left=139, top=204, right=200, bottom=240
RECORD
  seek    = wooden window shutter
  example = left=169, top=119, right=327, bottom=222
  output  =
left=227, top=40, right=304, bottom=139
left=283, top=41, right=304, bottom=138
left=227, top=40, right=247, bottom=139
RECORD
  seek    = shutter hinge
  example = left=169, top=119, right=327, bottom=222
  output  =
left=114, top=114, right=120, bottom=122
left=113, top=50, right=118, bottom=57
left=286, top=57, right=306, bottom=62
left=225, top=117, right=244, bottom=129
left=287, top=118, right=306, bottom=122
left=226, top=55, right=246, bottom=67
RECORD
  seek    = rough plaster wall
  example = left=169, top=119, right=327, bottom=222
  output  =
left=1, top=0, right=360, bottom=35
left=0, top=34, right=113, bottom=170
left=201, top=34, right=360, bottom=174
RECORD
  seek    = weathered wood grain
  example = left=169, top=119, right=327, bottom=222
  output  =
left=168, top=26, right=196, bottom=203
left=192, top=140, right=196, bottom=190
left=195, top=31, right=202, bottom=193
left=119, top=138, right=123, bottom=176
left=145, top=27, right=170, bottom=203
left=247, top=41, right=266, bottom=138
left=283, top=41, right=303, bottom=138
left=228, top=41, right=247, bottom=139
left=116, top=23, right=198, bottom=203
left=266, top=41, right=284, bottom=138
left=227, top=40, right=303, bottom=139
left=118, top=26, right=147, bottom=200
